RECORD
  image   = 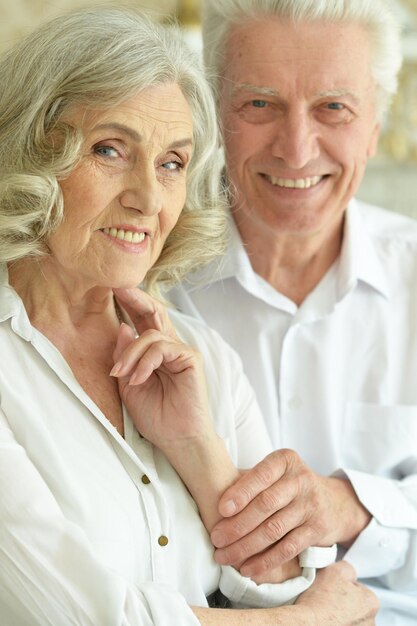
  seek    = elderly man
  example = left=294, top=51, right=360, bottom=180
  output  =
left=171, top=0, right=417, bottom=624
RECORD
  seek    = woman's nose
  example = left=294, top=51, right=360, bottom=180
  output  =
left=119, top=167, right=162, bottom=216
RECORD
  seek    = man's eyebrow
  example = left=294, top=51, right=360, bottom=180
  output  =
left=231, top=84, right=362, bottom=106
left=315, top=89, right=361, bottom=105
left=92, top=123, right=193, bottom=150
left=231, top=82, right=280, bottom=98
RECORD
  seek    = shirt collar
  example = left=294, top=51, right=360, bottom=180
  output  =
left=0, top=263, right=167, bottom=487
left=0, top=264, right=34, bottom=340
left=338, top=199, right=389, bottom=299
left=181, top=199, right=390, bottom=302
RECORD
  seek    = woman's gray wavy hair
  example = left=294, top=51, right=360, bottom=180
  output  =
left=203, top=0, right=403, bottom=120
left=0, top=7, right=227, bottom=297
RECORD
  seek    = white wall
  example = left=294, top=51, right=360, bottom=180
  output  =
left=0, top=0, right=176, bottom=53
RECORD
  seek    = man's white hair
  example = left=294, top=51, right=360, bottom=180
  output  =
left=203, top=0, right=403, bottom=119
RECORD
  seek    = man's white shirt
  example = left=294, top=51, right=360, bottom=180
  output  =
left=170, top=199, right=417, bottom=625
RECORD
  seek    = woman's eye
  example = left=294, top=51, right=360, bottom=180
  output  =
left=94, top=145, right=119, bottom=158
left=162, top=160, right=183, bottom=171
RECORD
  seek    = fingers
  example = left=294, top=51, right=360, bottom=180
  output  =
left=113, top=287, right=177, bottom=338
left=211, top=449, right=340, bottom=578
left=238, top=524, right=317, bottom=578
left=212, top=474, right=295, bottom=548
left=217, top=451, right=289, bottom=517
left=213, top=504, right=317, bottom=576
left=112, top=323, right=136, bottom=363
left=110, top=329, right=198, bottom=384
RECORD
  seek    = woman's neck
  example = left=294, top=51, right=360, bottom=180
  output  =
left=8, top=257, right=118, bottom=331
left=8, top=256, right=126, bottom=436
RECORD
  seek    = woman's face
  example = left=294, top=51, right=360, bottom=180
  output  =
left=48, top=83, right=194, bottom=289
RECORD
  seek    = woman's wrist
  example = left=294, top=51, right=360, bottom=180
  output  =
left=165, top=433, right=240, bottom=532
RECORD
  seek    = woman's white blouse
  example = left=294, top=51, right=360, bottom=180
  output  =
left=0, top=266, right=320, bottom=625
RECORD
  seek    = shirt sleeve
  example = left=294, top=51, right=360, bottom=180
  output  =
left=0, top=409, right=200, bottom=626
left=337, top=468, right=417, bottom=590
left=219, top=545, right=337, bottom=608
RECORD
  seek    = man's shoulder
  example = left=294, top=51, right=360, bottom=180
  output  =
left=167, top=306, right=248, bottom=406
left=357, top=199, right=417, bottom=243
left=168, top=306, right=238, bottom=360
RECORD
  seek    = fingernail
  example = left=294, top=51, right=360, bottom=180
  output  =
left=221, top=500, right=237, bottom=516
left=128, top=372, right=142, bottom=386
left=110, top=363, right=121, bottom=376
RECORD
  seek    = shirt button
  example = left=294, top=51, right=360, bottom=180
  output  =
left=378, top=536, right=390, bottom=548
left=158, top=535, right=169, bottom=547
left=141, top=474, right=151, bottom=484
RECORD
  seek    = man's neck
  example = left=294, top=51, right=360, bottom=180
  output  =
left=233, top=213, right=345, bottom=306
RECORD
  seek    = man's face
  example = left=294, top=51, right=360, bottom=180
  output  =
left=219, top=18, right=381, bottom=242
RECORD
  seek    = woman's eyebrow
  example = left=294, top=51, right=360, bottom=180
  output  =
left=94, top=122, right=142, bottom=142
left=92, top=123, right=193, bottom=150
left=168, top=138, right=193, bottom=150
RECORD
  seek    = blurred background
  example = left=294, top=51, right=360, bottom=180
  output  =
left=1, top=0, right=416, bottom=218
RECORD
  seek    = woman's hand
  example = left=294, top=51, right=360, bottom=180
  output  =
left=111, top=323, right=214, bottom=452
left=113, top=287, right=178, bottom=338
left=111, top=316, right=240, bottom=533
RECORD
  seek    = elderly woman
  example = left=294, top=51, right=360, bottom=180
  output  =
left=0, top=7, right=377, bottom=626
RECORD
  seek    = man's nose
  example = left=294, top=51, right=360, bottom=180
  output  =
left=271, top=112, right=320, bottom=170
left=119, top=166, right=162, bottom=216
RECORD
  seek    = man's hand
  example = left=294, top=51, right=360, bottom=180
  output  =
left=295, top=561, right=379, bottom=625
left=211, top=449, right=371, bottom=578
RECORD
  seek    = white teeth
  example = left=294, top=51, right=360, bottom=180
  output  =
left=268, top=175, right=322, bottom=189
left=102, top=228, right=146, bottom=243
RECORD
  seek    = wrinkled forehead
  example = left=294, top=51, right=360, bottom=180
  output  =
left=60, top=85, right=194, bottom=145
left=221, top=17, right=373, bottom=90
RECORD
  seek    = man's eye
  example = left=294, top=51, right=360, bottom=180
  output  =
left=251, top=100, right=268, bottom=108
left=326, top=102, right=344, bottom=110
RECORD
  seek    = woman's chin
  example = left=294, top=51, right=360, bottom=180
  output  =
left=104, top=270, right=147, bottom=291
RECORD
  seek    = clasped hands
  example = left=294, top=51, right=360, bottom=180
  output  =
left=111, top=287, right=371, bottom=582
